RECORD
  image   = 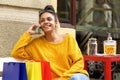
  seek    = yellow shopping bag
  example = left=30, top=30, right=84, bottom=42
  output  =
left=26, top=61, right=42, bottom=80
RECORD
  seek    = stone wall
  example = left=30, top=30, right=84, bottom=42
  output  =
left=0, top=0, right=57, bottom=57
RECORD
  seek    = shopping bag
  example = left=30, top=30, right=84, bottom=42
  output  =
left=2, top=62, right=27, bottom=80
left=36, top=60, right=52, bottom=80
left=26, top=61, right=42, bottom=80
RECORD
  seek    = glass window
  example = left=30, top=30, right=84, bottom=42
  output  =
left=76, top=0, right=120, bottom=54
left=57, top=0, right=71, bottom=23
left=76, top=0, right=120, bottom=30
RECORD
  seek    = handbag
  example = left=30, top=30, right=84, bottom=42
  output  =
left=26, top=61, right=42, bottom=80
left=36, top=60, right=52, bottom=80
left=2, top=62, right=27, bottom=80
left=26, top=60, right=52, bottom=80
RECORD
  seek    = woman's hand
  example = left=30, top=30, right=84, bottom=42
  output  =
left=27, top=24, right=40, bottom=35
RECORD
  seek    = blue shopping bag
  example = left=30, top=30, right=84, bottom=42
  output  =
left=2, top=62, right=27, bottom=80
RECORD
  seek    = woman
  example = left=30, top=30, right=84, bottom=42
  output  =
left=11, top=5, right=89, bottom=80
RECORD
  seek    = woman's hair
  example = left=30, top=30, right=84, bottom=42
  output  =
left=44, top=5, right=55, bottom=12
left=39, top=5, right=57, bottom=22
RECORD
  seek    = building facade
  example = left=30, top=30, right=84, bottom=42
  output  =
left=0, top=0, right=57, bottom=57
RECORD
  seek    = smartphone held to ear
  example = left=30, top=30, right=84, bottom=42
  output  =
left=36, top=26, right=41, bottom=34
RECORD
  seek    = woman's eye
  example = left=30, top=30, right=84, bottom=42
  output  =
left=40, top=17, right=53, bottom=23
left=40, top=19, right=44, bottom=22
left=47, top=17, right=52, bottom=21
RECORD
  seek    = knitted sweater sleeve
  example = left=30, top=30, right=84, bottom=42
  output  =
left=11, top=32, right=32, bottom=60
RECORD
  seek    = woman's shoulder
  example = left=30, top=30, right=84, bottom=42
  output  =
left=66, top=33, right=75, bottom=39
left=61, top=33, right=75, bottom=41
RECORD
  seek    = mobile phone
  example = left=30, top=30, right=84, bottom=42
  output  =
left=36, top=26, right=41, bottom=34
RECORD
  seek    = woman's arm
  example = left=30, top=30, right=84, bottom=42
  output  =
left=11, top=32, right=32, bottom=60
left=11, top=24, right=40, bottom=60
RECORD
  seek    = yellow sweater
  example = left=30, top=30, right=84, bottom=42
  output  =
left=11, top=32, right=89, bottom=80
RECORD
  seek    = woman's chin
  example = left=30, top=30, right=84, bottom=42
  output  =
left=44, top=30, right=53, bottom=33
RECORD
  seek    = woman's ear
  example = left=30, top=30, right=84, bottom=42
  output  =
left=56, top=18, right=60, bottom=28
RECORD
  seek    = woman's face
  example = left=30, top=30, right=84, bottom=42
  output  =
left=39, top=12, right=56, bottom=33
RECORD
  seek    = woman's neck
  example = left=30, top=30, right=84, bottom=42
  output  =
left=44, top=32, right=64, bottom=43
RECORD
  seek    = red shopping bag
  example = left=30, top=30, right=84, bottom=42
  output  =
left=36, top=60, right=52, bottom=80
left=2, top=62, right=27, bottom=80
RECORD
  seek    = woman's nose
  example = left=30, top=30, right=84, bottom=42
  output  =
left=44, top=19, right=49, bottom=23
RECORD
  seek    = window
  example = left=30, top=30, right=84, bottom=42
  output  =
left=76, top=0, right=120, bottom=54
left=57, top=0, right=76, bottom=28
left=57, top=0, right=71, bottom=23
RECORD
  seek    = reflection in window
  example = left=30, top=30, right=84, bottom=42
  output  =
left=76, top=0, right=120, bottom=28
left=93, top=0, right=112, bottom=28
left=76, top=0, right=120, bottom=54
left=57, top=0, right=71, bottom=23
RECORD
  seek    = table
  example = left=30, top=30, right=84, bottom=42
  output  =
left=84, top=55, right=120, bottom=80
